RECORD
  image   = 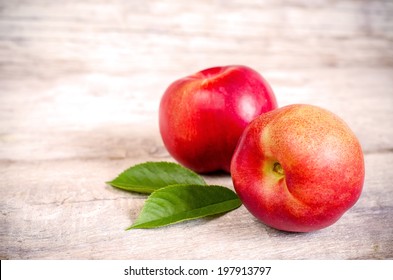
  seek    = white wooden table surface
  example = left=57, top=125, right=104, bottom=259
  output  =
left=1, top=0, right=392, bottom=259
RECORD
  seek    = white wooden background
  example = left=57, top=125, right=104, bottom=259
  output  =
left=0, top=0, right=392, bottom=259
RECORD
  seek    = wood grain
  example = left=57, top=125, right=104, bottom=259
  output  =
left=1, top=0, right=392, bottom=259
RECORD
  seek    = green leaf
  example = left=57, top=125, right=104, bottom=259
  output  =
left=128, top=184, right=242, bottom=229
left=107, top=162, right=206, bottom=194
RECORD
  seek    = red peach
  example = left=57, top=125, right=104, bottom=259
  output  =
left=159, top=65, right=277, bottom=173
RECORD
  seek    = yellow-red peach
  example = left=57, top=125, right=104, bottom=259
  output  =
left=231, top=104, right=365, bottom=232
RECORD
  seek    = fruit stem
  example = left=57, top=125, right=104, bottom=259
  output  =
left=273, top=162, right=284, bottom=176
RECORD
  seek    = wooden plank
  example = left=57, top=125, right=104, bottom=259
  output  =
left=0, top=0, right=392, bottom=79
left=0, top=152, right=392, bottom=259
left=1, top=68, right=392, bottom=158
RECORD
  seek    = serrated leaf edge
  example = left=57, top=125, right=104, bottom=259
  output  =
left=127, top=184, right=242, bottom=230
left=106, top=161, right=207, bottom=194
